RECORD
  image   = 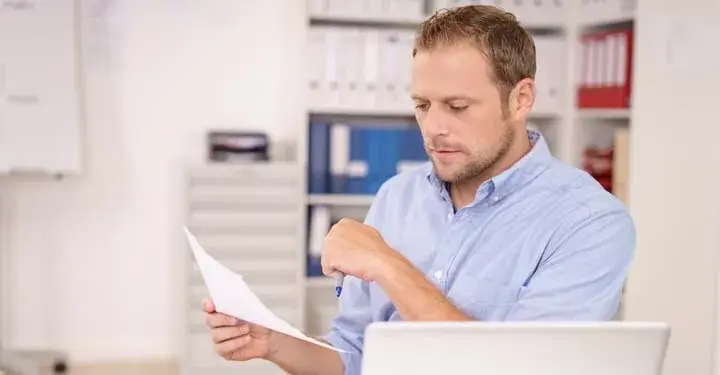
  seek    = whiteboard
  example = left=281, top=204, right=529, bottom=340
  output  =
left=0, top=0, right=82, bottom=175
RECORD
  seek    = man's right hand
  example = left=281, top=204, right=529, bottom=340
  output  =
left=202, top=299, right=277, bottom=361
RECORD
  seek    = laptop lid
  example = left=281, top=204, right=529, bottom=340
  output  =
left=361, top=321, right=670, bottom=375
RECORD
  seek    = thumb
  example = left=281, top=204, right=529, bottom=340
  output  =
left=202, top=298, right=216, bottom=313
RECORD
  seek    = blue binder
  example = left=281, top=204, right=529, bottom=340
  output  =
left=308, top=122, right=329, bottom=194
left=346, top=126, right=369, bottom=194
left=364, top=127, right=402, bottom=194
left=400, top=126, right=427, bottom=161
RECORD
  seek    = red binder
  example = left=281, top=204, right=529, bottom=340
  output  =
left=577, top=35, right=590, bottom=108
left=606, top=29, right=633, bottom=108
left=577, top=28, right=633, bottom=109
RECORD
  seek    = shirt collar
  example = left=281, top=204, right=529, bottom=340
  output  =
left=425, top=129, right=553, bottom=205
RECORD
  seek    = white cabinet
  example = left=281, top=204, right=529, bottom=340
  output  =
left=181, top=163, right=305, bottom=375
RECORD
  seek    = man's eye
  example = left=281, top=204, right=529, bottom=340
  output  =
left=415, top=103, right=429, bottom=111
left=450, top=105, right=468, bottom=111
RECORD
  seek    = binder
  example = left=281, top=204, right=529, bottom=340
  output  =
left=364, top=0, right=385, bottom=18
left=307, top=28, right=326, bottom=108
left=307, top=205, right=331, bottom=277
left=323, top=27, right=341, bottom=108
left=595, top=33, right=608, bottom=108
left=577, top=35, right=591, bottom=108
left=364, top=128, right=402, bottom=194
left=385, top=0, right=406, bottom=18
left=379, top=30, right=402, bottom=111
left=608, top=29, right=633, bottom=108
left=398, top=31, right=416, bottom=110
left=506, top=0, right=565, bottom=26
left=405, top=0, right=426, bottom=19
left=361, top=29, right=381, bottom=109
left=308, top=122, right=330, bottom=194
left=588, top=35, right=601, bottom=107
left=328, top=0, right=362, bottom=16
left=601, top=31, right=616, bottom=109
left=399, top=126, right=426, bottom=161
left=397, top=125, right=428, bottom=174
left=534, top=36, right=565, bottom=114
left=329, top=123, right=351, bottom=193
left=338, top=28, right=364, bottom=107
left=347, top=126, right=370, bottom=194
left=577, top=28, right=633, bottom=109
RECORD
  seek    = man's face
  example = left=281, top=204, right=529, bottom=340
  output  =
left=411, top=43, right=515, bottom=184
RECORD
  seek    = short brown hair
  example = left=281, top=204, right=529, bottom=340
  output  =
left=414, top=5, right=536, bottom=102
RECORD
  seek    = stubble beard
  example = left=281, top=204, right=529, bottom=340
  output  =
left=432, top=124, right=515, bottom=185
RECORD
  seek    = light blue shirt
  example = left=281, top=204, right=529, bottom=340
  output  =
left=323, top=130, right=636, bottom=375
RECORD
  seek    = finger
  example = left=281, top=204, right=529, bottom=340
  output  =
left=322, top=263, right=335, bottom=277
left=206, top=312, right=239, bottom=328
left=322, top=260, right=343, bottom=278
left=202, top=298, right=216, bottom=313
left=215, top=335, right=252, bottom=357
left=320, top=252, right=336, bottom=277
left=211, top=324, right=250, bottom=343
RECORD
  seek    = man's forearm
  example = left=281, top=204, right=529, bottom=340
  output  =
left=265, top=331, right=344, bottom=375
left=376, top=257, right=473, bottom=321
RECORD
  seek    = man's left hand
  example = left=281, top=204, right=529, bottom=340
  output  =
left=321, top=218, right=406, bottom=282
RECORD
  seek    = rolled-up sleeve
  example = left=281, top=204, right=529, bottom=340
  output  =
left=506, top=205, right=636, bottom=321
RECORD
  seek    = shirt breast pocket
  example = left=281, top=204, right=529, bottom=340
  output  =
left=449, top=278, right=521, bottom=321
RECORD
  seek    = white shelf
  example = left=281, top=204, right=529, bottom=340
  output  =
left=521, top=21, right=567, bottom=31
left=577, top=108, right=631, bottom=120
left=307, top=277, right=336, bottom=289
left=578, top=11, right=634, bottom=28
left=309, top=13, right=425, bottom=26
left=309, top=106, right=416, bottom=118
left=529, top=109, right=562, bottom=119
left=310, top=106, right=562, bottom=119
left=307, top=194, right=375, bottom=206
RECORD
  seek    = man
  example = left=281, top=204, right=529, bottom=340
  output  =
left=202, top=4, right=635, bottom=375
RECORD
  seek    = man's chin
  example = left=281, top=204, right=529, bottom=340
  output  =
left=431, top=164, right=461, bottom=184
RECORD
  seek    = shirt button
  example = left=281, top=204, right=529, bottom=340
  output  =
left=447, top=212, right=453, bottom=221
left=491, top=195, right=500, bottom=203
left=434, top=270, right=443, bottom=281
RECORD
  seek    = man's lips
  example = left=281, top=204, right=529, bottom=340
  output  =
left=430, top=149, right=461, bottom=161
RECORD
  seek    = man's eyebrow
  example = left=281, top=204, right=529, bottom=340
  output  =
left=441, top=95, right=475, bottom=102
left=411, top=94, right=476, bottom=102
left=410, top=94, right=426, bottom=101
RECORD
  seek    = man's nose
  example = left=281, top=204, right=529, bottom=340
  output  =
left=420, top=106, right=450, bottom=137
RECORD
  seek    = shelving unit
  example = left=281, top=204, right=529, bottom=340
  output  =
left=300, top=0, right=636, bottom=331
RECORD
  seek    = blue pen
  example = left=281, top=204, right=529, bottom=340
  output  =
left=334, top=273, right=345, bottom=297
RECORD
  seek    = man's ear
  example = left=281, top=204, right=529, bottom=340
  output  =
left=508, top=78, right=535, bottom=120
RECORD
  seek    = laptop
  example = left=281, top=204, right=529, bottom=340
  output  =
left=361, top=321, right=670, bottom=375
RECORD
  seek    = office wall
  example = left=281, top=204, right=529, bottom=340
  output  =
left=624, top=0, right=720, bottom=374
left=0, top=0, right=306, bottom=362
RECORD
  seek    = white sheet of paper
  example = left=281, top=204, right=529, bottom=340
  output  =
left=183, top=226, right=346, bottom=353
